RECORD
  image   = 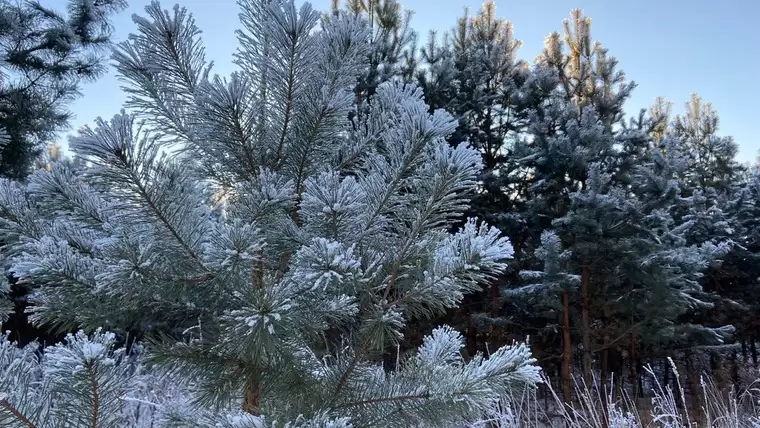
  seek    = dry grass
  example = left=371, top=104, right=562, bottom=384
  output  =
left=462, top=358, right=760, bottom=428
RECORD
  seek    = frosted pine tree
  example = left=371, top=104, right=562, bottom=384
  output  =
left=414, top=2, right=557, bottom=357
left=671, top=94, right=745, bottom=194
left=0, top=0, right=539, bottom=426
left=332, top=0, right=418, bottom=122
left=0, top=329, right=145, bottom=427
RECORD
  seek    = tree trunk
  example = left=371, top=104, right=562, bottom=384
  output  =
left=685, top=350, right=702, bottom=419
left=243, top=257, right=265, bottom=415
left=490, top=282, right=501, bottom=318
left=600, top=347, right=610, bottom=428
left=489, top=281, right=501, bottom=347
left=613, top=349, right=623, bottom=393
left=731, top=350, right=740, bottom=390
left=562, top=289, right=573, bottom=404
left=629, top=333, right=638, bottom=398
left=465, top=317, right=477, bottom=359
left=751, top=337, right=758, bottom=368
left=600, top=303, right=612, bottom=396
left=580, top=264, right=592, bottom=385
left=673, top=354, right=683, bottom=411
left=663, top=358, right=670, bottom=390
left=242, top=374, right=261, bottom=415
left=600, top=347, right=609, bottom=391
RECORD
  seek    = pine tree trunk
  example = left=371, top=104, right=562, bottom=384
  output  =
left=600, top=347, right=610, bottom=428
left=489, top=281, right=501, bottom=347
left=600, top=303, right=612, bottom=396
left=685, top=350, right=702, bottom=419
left=490, top=282, right=500, bottom=318
left=464, top=296, right=477, bottom=358
left=465, top=319, right=477, bottom=359
left=600, top=347, right=609, bottom=391
left=751, top=337, right=758, bottom=368
left=741, top=338, right=748, bottom=365
left=562, top=289, right=573, bottom=404
left=243, top=257, right=265, bottom=415
left=243, top=374, right=261, bottom=415
left=629, top=333, right=638, bottom=398
left=663, top=358, right=670, bottom=390
left=580, top=264, right=591, bottom=385
left=673, top=354, right=683, bottom=411
left=731, top=350, right=740, bottom=390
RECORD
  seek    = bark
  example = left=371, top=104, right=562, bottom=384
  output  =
left=464, top=298, right=477, bottom=358
left=600, top=302, right=612, bottom=395
left=562, top=289, right=573, bottom=404
left=490, top=282, right=501, bottom=318
left=242, top=374, right=261, bottom=416
left=580, top=264, right=591, bottom=385
left=489, top=281, right=501, bottom=347
left=751, top=336, right=758, bottom=368
left=600, top=348, right=610, bottom=428
left=685, top=350, right=702, bottom=418
left=600, top=347, right=609, bottom=391
left=731, top=351, right=740, bottom=390
left=629, top=333, right=638, bottom=398
left=663, top=358, right=670, bottom=390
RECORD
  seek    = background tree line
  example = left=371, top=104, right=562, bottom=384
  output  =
left=338, top=0, right=760, bottom=414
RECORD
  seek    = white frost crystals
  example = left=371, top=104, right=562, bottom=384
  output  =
left=0, top=329, right=140, bottom=428
left=0, top=0, right=538, bottom=426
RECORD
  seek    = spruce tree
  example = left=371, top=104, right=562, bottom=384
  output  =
left=0, top=1, right=539, bottom=425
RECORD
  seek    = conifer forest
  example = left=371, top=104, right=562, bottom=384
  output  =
left=0, top=0, right=758, bottom=426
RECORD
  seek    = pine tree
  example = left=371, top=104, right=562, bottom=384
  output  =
left=660, top=95, right=747, bottom=394
left=671, top=94, right=744, bottom=193
left=0, top=329, right=143, bottom=428
left=731, top=172, right=760, bottom=367
left=331, top=0, right=417, bottom=122
left=503, top=9, right=646, bottom=400
left=0, top=1, right=539, bottom=425
left=0, top=0, right=127, bottom=179
left=414, top=2, right=556, bottom=358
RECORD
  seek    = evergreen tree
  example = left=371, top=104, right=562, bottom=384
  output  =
left=0, top=0, right=127, bottom=179
left=0, top=329, right=143, bottom=428
left=730, top=172, right=760, bottom=367
left=331, top=0, right=417, bottom=121
left=671, top=94, right=744, bottom=193
left=415, top=2, right=556, bottom=357
left=0, top=1, right=539, bottom=425
left=661, top=95, right=746, bottom=395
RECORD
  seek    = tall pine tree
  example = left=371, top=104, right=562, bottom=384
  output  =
left=0, top=0, right=127, bottom=178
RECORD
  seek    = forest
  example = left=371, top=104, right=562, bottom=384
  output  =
left=0, top=0, right=758, bottom=426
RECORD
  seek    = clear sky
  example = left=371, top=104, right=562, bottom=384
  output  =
left=65, top=0, right=759, bottom=162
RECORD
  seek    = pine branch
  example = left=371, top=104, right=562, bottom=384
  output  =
left=274, top=57, right=296, bottom=167
left=329, top=347, right=365, bottom=403
left=85, top=362, right=100, bottom=428
left=335, top=393, right=428, bottom=409
left=0, top=399, right=37, bottom=428
left=128, top=167, right=207, bottom=271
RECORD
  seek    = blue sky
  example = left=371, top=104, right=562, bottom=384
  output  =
left=66, top=0, right=759, bottom=162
